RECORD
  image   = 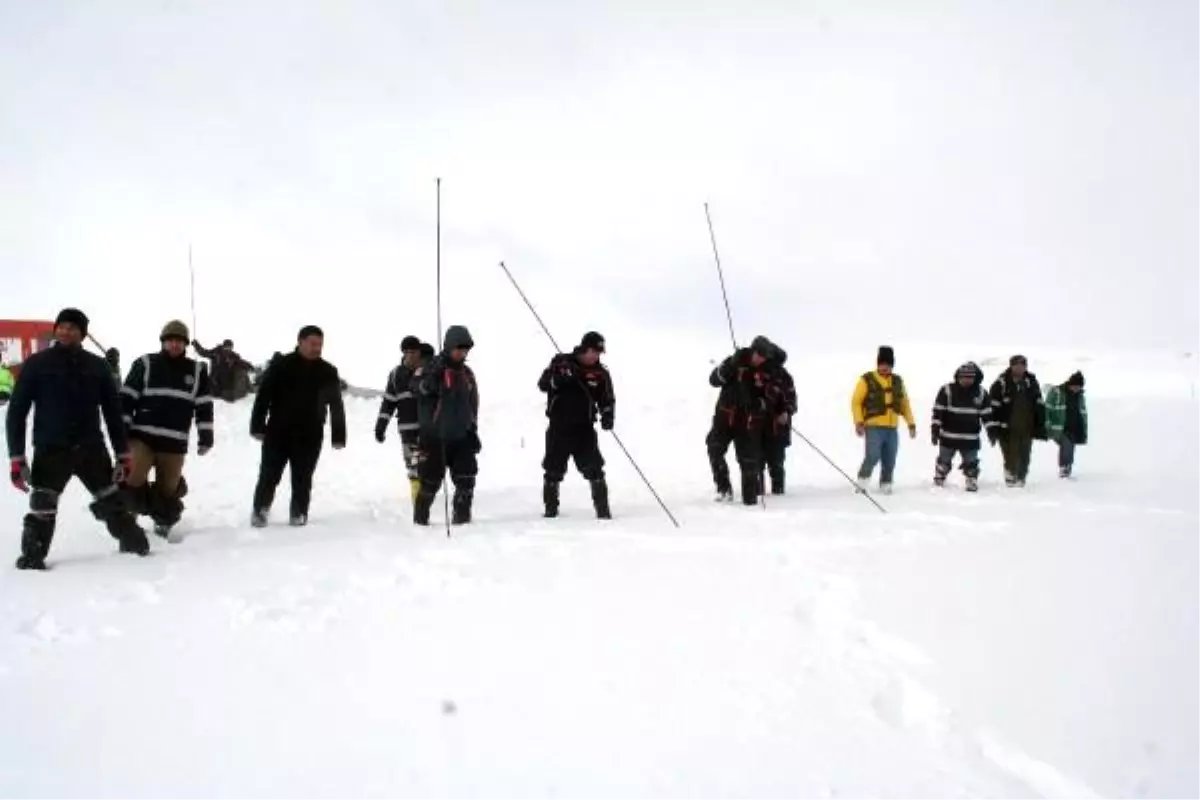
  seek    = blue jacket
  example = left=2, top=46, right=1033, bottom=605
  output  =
left=5, top=343, right=129, bottom=458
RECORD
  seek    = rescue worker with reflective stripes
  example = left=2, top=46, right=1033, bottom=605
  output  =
left=851, top=346, right=916, bottom=495
left=7, top=307, right=149, bottom=569
left=375, top=335, right=425, bottom=502
left=930, top=362, right=993, bottom=491
left=120, top=320, right=214, bottom=540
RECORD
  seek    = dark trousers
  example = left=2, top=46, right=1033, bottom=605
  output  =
left=253, top=436, right=323, bottom=517
left=762, top=430, right=789, bottom=491
left=418, top=436, right=478, bottom=498
left=935, top=444, right=980, bottom=479
left=21, top=445, right=143, bottom=559
left=543, top=425, right=605, bottom=483
left=706, top=416, right=763, bottom=503
left=999, top=428, right=1033, bottom=480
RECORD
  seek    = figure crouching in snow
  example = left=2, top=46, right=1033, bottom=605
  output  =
left=930, top=362, right=993, bottom=491
left=1045, top=371, right=1087, bottom=478
left=538, top=331, right=615, bottom=519
left=413, top=326, right=480, bottom=526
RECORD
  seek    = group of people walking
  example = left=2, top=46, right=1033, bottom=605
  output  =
left=4, top=307, right=1090, bottom=570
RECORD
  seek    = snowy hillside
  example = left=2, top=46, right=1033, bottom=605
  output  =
left=0, top=345, right=1195, bottom=798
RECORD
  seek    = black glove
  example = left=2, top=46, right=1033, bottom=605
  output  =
left=931, top=428, right=940, bottom=446
left=550, top=358, right=575, bottom=390
left=600, top=410, right=614, bottom=431
left=374, top=419, right=387, bottom=443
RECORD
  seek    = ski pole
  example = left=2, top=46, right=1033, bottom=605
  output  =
left=498, top=260, right=680, bottom=528
left=790, top=425, right=887, bottom=513
left=436, top=177, right=451, bottom=537
left=704, top=202, right=737, bottom=351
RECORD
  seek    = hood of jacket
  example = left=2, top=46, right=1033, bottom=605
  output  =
left=443, top=325, right=474, bottom=353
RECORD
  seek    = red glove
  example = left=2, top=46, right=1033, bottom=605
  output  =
left=112, top=452, right=134, bottom=484
left=10, top=457, right=29, bottom=493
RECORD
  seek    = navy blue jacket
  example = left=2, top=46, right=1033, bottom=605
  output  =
left=5, top=344, right=129, bottom=459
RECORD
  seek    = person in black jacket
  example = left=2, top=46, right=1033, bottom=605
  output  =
left=707, top=336, right=784, bottom=505
left=6, top=308, right=149, bottom=569
left=988, top=354, right=1047, bottom=487
left=120, top=320, right=214, bottom=540
left=760, top=344, right=796, bottom=495
left=192, top=338, right=255, bottom=402
left=249, top=325, right=346, bottom=527
left=413, top=325, right=480, bottom=526
left=537, top=331, right=615, bottom=519
left=930, top=362, right=994, bottom=491
left=375, top=335, right=425, bottom=503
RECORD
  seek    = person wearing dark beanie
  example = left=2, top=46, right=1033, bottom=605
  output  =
left=1045, top=370, right=1088, bottom=478
left=985, top=355, right=1047, bottom=487
left=850, top=345, right=916, bottom=495
left=6, top=308, right=150, bottom=568
left=376, top=335, right=427, bottom=502
left=248, top=324, right=346, bottom=527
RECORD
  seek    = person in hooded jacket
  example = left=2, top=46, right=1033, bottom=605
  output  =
left=375, top=335, right=426, bottom=502
left=707, top=335, right=785, bottom=505
left=760, top=344, right=797, bottom=495
left=987, top=354, right=1047, bottom=487
left=413, top=325, right=480, bottom=526
left=930, top=362, right=994, bottom=491
left=1045, top=371, right=1087, bottom=478
left=537, top=331, right=615, bottom=519
left=6, top=308, right=149, bottom=569
left=193, top=338, right=255, bottom=402
left=249, top=325, right=346, bottom=526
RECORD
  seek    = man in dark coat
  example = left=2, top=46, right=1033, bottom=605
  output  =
left=104, top=348, right=122, bottom=389
left=375, top=335, right=425, bottom=503
left=193, top=338, right=255, bottom=402
left=760, top=344, right=796, bottom=495
left=930, top=362, right=994, bottom=491
left=6, top=308, right=149, bottom=569
left=988, top=354, right=1047, bottom=487
left=537, top=331, right=615, bottom=519
left=120, top=319, right=214, bottom=540
left=413, top=325, right=480, bottom=526
left=707, top=335, right=784, bottom=505
left=249, top=325, right=346, bottom=526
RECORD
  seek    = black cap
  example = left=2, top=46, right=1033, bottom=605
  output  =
left=55, top=308, right=89, bottom=336
left=297, top=325, right=324, bottom=340
left=401, top=335, right=421, bottom=352
left=222, top=339, right=233, bottom=348
left=1067, top=371, right=1085, bottom=387
left=580, top=331, right=606, bottom=353
left=419, top=343, right=435, bottom=359
left=877, top=346, right=895, bottom=367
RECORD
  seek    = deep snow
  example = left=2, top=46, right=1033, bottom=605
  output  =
left=0, top=346, right=1195, bottom=798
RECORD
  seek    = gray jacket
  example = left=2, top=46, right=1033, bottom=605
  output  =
left=416, top=325, right=479, bottom=442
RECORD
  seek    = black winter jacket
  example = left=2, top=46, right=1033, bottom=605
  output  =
left=5, top=343, right=129, bottom=458
left=122, top=352, right=214, bottom=455
left=376, top=362, right=420, bottom=440
left=931, top=367, right=994, bottom=450
left=538, top=349, right=615, bottom=429
left=709, top=347, right=783, bottom=428
left=250, top=350, right=346, bottom=445
left=989, top=369, right=1047, bottom=440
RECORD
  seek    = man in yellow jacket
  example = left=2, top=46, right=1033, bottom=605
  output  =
left=851, top=346, right=916, bottom=494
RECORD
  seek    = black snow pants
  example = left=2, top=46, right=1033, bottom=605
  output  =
left=20, top=445, right=147, bottom=564
left=706, top=413, right=764, bottom=505
left=253, top=435, right=323, bottom=517
left=414, top=433, right=480, bottom=524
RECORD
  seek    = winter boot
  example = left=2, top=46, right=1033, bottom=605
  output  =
left=879, top=483, right=894, bottom=496
left=769, top=468, right=785, bottom=495
left=933, top=476, right=946, bottom=487
left=117, top=525, right=150, bottom=557
left=408, top=478, right=421, bottom=503
left=543, top=480, right=560, bottom=518
left=1004, top=471, right=1017, bottom=487
left=714, top=484, right=734, bottom=502
left=289, top=513, right=308, bottom=527
left=965, top=476, right=979, bottom=492
left=590, top=479, right=612, bottom=520
left=1059, top=466, right=1071, bottom=479
left=251, top=509, right=269, bottom=528
left=451, top=490, right=473, bottom=525
left=740, top=471, right=759, bottom=506
left=413, top=490, right=435, bottom=526
left=16, top=524, right=49, bottom=570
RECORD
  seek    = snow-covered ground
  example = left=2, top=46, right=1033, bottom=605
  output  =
left=0, top=345, right=1196, bottom=798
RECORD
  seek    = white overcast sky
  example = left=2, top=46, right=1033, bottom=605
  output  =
left=1, top=0, right=1196, bottom=382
